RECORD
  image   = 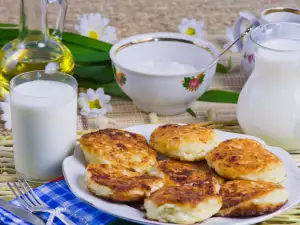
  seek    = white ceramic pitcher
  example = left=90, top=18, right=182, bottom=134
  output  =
left=237, top=22, right=300, bottom=151
left=232, top=7, right=300, bottom=78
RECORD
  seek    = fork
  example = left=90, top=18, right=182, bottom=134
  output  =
left=7, top=176, right=79, bottom=225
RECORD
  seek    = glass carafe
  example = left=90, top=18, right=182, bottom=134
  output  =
left=237, top=22, right=300, bottom=150
left=0, top=0, right=75, bottom=98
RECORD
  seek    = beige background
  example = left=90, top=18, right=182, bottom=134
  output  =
left=0, top=0, right=298, bottom=37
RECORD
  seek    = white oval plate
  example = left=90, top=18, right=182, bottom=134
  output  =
left=63, top=124, right=300, bottom=225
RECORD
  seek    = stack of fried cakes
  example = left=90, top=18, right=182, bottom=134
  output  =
left=80, top=124, right=288, bottom=224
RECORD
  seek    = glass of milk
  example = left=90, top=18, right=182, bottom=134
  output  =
left=10, top=71, right=77, bottom=182
left=237, top=22, right=300, bottom=151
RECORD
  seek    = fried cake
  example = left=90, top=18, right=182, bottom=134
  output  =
left=80, top=129, right=157, bottom=173
left=149, top=159, right=225, bottom=192
left=86, top=164, right=164, bottom=202
left=218, top=180, right=288, bottom=217
left=205, top=138, right=286, bottom=183
left=150, top=124, right=219, bottom=161
left=144, top=186, right=222, bottom=224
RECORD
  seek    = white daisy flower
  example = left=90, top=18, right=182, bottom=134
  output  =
left=45, top=62, right=59, bottom=74
left=178, top=18, right=205, bottom=39
left=224, top=12, right=259, bottom=53
left=0, top=94, right=11, bottom=130
left=78, top=88, right=113, bottom=118
left=224, top=27, right=239, bottom=53
left=75, top=13, right=117, bottom=44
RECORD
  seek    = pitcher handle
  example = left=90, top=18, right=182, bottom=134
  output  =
left=232, top=12, right=260, bottom=52
left=47, top=0, right=68, bottom=40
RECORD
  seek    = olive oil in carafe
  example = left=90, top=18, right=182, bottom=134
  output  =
left=0, top=39, right=75, bottom=97
left=0, top=0, right=75, bottom=99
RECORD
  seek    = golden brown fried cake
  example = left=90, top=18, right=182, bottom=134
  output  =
left=149, top=159, right=225, bottom=192
left=80, top=129, right=157, bottom=173
left=197, top=161, right=227, bottom=186
left=205, top=138, right=286, bottom=183
left=150, top=124, right=219, bottom=161
left=86, top=164, right=164, bottom=202
left=218, top=180, right=288, bottom=217
left=144, top=186, right=222, bottom=224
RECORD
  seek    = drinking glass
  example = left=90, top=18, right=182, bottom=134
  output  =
left=10, top=71, right=77, bottom=183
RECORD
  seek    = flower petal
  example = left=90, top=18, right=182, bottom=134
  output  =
left=98, top=108, right=107, bottom=116
left=82, top=107, right=91, bottom=113
left=87, top=89, right=96, bottom=101
left=0, top=102, right=9, bottom=112
left=105, top=26, right=116, bottom=34
left=100, top=95, right=111, bottom=104
left=96, top=88, right=105, bottom=96
left=105, top=104, right=113, bottom=113
left=79, top=93, right=87, bottom=98
left=45, top=62, right=59, bottom=74
left=1, top=113, right=7, bottom=121
left=180, top=18, right=189, bottom=25
left=178, top=24, right=187, bottom=34
left=88, top=111, right=99, bottom=118
left=5, top=121, right=11, bottom=130
left=80, top=109, right=89, bottom=116
left=4, top=94, right=10, bottom=103
left=91, top=108, right=101, bottom=113
left=101, top=18, right=110, bottom=27
left=224, top=27, right=239, bottom=53
left=78, top=98, right=89, bottom=109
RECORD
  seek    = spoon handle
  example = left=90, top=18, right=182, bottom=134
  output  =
left=203, top=25, right=254, bottom=71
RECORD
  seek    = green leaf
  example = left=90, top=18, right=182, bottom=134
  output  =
left=228, top=56, right=232, bottom=71
left=198, top=90, right=239, bottom=104
left=76, top=76, right=129, bottom=100
left=67, top=46, right=111, bottom=65
left=99, top=82, right=130, bottom=99
left=182, top=77, right=192, bottom=89
left=72, top=51, right=110, bottom=64
left=73, top=53, right=110, bottom=64
left=216, top=57, right=232, bottom=74
left=0, top=23, right=18, bottom=27
left=216, top=63, right=228, bottom=73
left=187, top=108, right=197, bottom=118
left=62, top=32, right=112, bottom=52
left=0, top=40, right=10, bottom=46
left=0, top=28, right=18, bottom=40
left=74, top=65, right=114, bottom=84
left=75, top=77, right=101, bottom=89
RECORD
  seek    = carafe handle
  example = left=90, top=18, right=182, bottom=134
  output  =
left=47, top=0, right=68, bottom=40
left=232, top=12, right=260, bottom=52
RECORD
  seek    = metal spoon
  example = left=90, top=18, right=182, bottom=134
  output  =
left=202, top=25, right=255, bottom=71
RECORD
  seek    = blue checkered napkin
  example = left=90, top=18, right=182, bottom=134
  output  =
left=0, top=179, right=116, bottom=225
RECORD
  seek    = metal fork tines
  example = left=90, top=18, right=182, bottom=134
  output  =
left=8, top=178, right=48, bottom=213
left=7, top=176, right=78, bottom=225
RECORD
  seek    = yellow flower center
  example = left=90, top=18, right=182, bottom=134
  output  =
left=89, top=99, right=101, bottom=109
left=88, top=30, right=99, bottom=39
left=185, top=27, right=196, bottom=36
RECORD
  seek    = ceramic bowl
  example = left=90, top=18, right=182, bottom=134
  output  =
left=110, top=33, right=219, bottom=115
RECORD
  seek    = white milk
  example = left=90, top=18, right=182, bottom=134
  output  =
left=11, top=80, right=77, bottom=181
left=237, top=39, right=300, bottom=150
